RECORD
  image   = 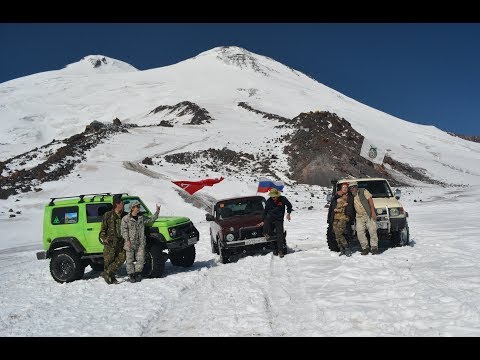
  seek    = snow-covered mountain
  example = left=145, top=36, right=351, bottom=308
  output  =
left=1, top=45, right=479, bottom=192
left=2, top=46, right=480, bottom=336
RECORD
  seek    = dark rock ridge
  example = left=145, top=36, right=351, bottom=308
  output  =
left=149, top=101, right=213, bottom=125
left=163, top=147, right=278, bottom=179
left=237, top=102, right=291, bottom=123
left=0, top=121, right=130, bottom=199
left=283, top=111, right=446, bottom=187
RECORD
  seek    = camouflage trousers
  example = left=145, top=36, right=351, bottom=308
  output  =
left=104, top=243, right=126, bottom=276
left=333, top=219, right=348, bottom=248
left=125, top=245, right=146, bottom=275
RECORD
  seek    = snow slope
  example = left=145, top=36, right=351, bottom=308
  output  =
left=1, top=46, right=480, bottom=336
left=1, top=46, right=479, bottom=185
left=1, top=125, right=480, bottom=336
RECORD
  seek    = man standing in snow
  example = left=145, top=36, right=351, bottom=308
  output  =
left=349, top=181, right=379, bottom=255
left=257, top=188, right=293, bottom=258
left=121, top=200, right=160, bottom=283
left=327, top=182, right=355, bottom=256
left=100, top=195, right=126, bottom=284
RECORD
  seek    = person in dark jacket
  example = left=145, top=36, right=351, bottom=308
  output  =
left=257, top=188, right=293, bottom=258
left=327, top=182, right=355, bottom=254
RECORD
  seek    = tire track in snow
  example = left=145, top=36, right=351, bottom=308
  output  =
left=153, top=135, right=212, bottom=157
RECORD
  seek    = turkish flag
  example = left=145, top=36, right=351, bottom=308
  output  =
left=172, top=177, right=224, bottom=195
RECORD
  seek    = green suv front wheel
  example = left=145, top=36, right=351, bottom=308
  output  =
left=50, top=248, right=85, bottom=283
left=143, top=243, right=166, bottom=278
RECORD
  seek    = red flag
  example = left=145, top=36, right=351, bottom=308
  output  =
left=172, top=177, right=224, bottom=195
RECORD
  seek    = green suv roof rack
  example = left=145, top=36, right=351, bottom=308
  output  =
left=48, top=193, right=112, bottom=206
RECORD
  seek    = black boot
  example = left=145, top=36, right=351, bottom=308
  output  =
left=102, top=272, right=112, bottom=284
left=361, top=247, right=370, bottom=255
left=371, top=247, right=378, bottom=255
left=344, top=247, right=352, bottom=257
left=338, top=246, right=345, bottom=256
left=128, top=274, right=137, bottom=283
left=135, top=272, right=142, bottom=282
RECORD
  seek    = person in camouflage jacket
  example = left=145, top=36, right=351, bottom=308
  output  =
left=333, top=193, right=352, bottom=256
left=121, top=200, right=160, bottom=283
left=100, top=195, right=126, bottom=284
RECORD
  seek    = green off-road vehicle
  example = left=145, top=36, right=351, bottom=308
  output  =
left=36, top=193, right=199, bottom=283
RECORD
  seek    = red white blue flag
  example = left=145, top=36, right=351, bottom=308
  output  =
left=257, top=177, right=284, bottom=193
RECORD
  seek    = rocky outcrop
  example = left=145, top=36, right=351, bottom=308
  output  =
left=163, top=147, right=277, bottom=178
left=283, top=111, right=444, bottom=187
left=0, top=122, right=129, bottom=199
left=142, top=157, right=153, bottom=165
left=237, top=102, right=291, bottom=123
left=149, top=101, right=213, bottom=125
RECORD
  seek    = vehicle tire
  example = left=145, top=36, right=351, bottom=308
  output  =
left=169, top=245, right=196, bottom=267
left=143, top=243, right=165, bottom=278
left=326, top=224, right=340, bottom=252
left=50, top=248, right=85, bottom=283
left=211, top=233, right=219, bottom=255
left=89, top=260, right=104, bottom=272
left=392, top=223, right=410, bottom=247
left=218, top=243, right=230, bottom=264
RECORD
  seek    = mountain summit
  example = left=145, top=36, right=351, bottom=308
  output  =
left=192, top=46, right=304, bottom=78
left=63, top=55, right=138, bottom=74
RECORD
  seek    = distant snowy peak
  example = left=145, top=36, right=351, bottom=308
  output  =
left=62, top=55, right=138, bottom=74
left=195, top=46, right=304, bottom=78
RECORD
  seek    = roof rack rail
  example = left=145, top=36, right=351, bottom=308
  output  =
left=113, top=193, right=129, bottom=198
left=48, top=193, right=112, bottom=206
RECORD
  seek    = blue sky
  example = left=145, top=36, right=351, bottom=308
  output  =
left=1, top=23, right=479, bottom=135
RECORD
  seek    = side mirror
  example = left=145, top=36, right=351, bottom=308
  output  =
left=205, top=213, right=215, bottom=221
left=326, top=192, right=332, bottom=203
left=395, top=189, right=401, bottom=200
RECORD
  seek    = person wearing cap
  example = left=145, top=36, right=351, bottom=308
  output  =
left=100, top=195, right=126, bottom=284
left=257, top=188, right=293, bottom=258
left=349, top=181, right=379, bottom=255
left=327, top=181, right=355, bottom=256
left=121, top=200, right=160, bottom=282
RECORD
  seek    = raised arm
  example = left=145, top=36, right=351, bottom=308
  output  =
left=144, top=204, right=160, bottom=225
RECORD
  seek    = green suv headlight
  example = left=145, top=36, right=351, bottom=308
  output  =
left=168, top=228, right=177, bottom=237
